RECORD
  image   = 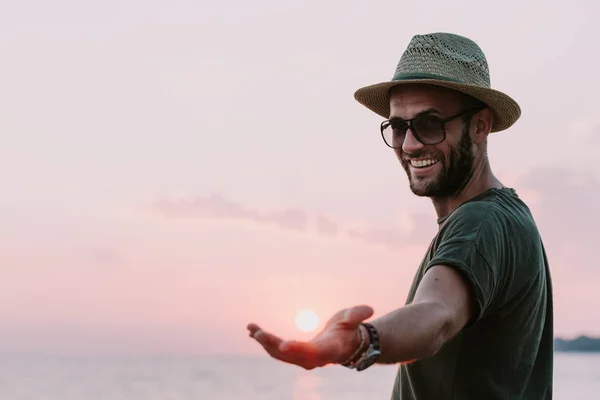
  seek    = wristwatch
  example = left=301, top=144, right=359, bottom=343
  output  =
left=341, top=322, right=381, bottom=371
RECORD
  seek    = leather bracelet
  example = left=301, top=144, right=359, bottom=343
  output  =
left=362, top=322, right=380, bottom=351
left=340, top=326, right=365, bottom=367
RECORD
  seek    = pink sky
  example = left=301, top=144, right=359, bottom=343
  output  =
left=1, top=0, right=599, bottom=356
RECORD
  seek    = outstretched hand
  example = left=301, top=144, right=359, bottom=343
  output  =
left=247, top=305, right=374, bottom=370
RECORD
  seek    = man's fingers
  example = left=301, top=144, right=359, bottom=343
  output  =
left=351, top=305, right=375, bottom=322
left=248, top=326, right=284, bottom=350
left=257, top=330, right=284, bottom=350
left=280, top=340, right=315, bottom=354
left=343, top=305, right=374, bottom=326
left=247, top=323, right=263, bottom=338
left=248, top=326, right=306, bottom=363
left=247, top=325, right=321, bottom=369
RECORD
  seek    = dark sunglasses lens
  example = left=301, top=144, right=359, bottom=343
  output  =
left=382, top=121, right=408, bottom=148
left=412, top=116, right=444, bottom=144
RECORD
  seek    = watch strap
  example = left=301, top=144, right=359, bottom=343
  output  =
left=362, top=322, right=380, bottom=351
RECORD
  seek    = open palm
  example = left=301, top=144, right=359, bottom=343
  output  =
left=247, top=305, right=373, bottom=370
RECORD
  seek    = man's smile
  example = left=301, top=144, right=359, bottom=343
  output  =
left=408, top=158, right=440, bottom=168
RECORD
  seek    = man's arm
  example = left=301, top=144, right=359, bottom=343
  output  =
left=246, top=264, right=475, bottom=370
left=370, top=264, right=475, bottom=364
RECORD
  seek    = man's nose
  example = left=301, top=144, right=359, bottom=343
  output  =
left=402, top=128, right=425, bottom=154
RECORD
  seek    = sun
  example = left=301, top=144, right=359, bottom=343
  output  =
left=295, top=309, right=320, bottom=333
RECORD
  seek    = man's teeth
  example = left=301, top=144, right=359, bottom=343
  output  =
left=410, top=159, right=439, bottom=168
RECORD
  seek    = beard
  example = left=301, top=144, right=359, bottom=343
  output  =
left=400, top=125, right=475, bottom=198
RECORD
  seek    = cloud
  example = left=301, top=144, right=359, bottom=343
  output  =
left=264, top=208, right=309, bottom=231
left=152, top=194, right=310, bottom=232
left=348, top=227, right=407, bottom=249
left=154, top=194, right=257, bottom=220
left=316, top=215, right=338, bottom=236
left=347, top=212, right=435, bottom=248
left=151, top=194, right=433, bottom=250
left=70, top=246, right=124, bottom=267
left=88, top=248, right=123, bottom=265
left=151, top=163, right=600, bottom=259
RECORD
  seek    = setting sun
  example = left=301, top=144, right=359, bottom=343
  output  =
left=295, top=309, right=320, bottom=333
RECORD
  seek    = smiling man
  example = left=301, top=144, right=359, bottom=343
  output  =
left=247, top=32, right=554, bottom=399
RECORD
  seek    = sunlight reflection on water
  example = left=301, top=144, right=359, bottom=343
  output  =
left=0, top=354, right=597, bottom=399
left=293, top=370, right=322, bottom=400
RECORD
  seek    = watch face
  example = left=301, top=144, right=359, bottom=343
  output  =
left=356, top=350, right=381, bottom=371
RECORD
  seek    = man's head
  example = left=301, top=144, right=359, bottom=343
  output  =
left=354, top=34, right=521, bottom=194
left=385, top=84, right=495, bottom=197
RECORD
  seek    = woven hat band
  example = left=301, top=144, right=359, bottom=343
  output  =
left=391, top=72, right=462, bottom=84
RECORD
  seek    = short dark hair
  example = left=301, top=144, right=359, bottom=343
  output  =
left=459, top=93, right=486, bottom=122
left=460, top=92, right=486, bottom=109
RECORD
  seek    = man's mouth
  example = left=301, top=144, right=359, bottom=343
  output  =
left=408, top=158, right=440, bottom=168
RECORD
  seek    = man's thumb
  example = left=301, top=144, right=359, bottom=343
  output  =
left=344, top=305, right=374, bottom=326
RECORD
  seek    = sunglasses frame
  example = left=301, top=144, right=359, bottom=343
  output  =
left=380, top=107, right=484, bottom=148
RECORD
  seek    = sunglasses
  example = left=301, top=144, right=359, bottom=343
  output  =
left=380, top=107, right=483, bottom=148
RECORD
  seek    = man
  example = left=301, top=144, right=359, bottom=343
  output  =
left=247, top=32, right=553, bottom=399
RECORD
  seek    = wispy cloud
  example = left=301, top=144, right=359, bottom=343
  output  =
left=88, top=247, right=123, bottom=265
left=347, top=212, right=434, bottom=248
left=151, top=194, right=433, bottom=250
left=152, top=164, right=600, bottom=258
left=316, top=215, right=339, bottom=236
left=70, top=246, right=124, bottom=267
left=152, top=194, right=310, bottom=232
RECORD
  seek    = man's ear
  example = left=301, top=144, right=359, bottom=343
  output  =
left=471, top=108, right=494, bottom=145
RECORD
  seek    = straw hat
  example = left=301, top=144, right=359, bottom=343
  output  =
left=354, top=32, right=521, bottom=132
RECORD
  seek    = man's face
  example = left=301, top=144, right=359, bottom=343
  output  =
left=388, top=85, right=477, bottom=198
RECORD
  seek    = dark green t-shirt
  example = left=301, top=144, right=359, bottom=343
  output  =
left=391, top=187, right=553, bottom=400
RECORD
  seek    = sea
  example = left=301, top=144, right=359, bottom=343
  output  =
left=0, top=353, right=598, bottom=399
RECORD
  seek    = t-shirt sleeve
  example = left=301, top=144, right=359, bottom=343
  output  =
left=425, top=238, right=502, bottom=323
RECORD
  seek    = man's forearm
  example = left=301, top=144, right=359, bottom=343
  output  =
left=370, top=301, right=454, bottom=364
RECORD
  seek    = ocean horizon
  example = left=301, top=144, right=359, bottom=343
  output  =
left=0, top=353, right=599, bottom=399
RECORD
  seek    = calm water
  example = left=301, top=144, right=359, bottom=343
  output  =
left=0, top=353, right=598, bottom=399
